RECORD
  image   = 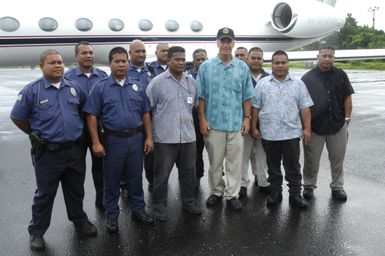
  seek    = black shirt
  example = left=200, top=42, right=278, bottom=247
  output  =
left=302, top=66, right=354, bottom=135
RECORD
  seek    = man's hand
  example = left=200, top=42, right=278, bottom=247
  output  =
left=144, top=138, right=154, bottom=155
left=92, top=142, right=106, bottom=157
left=241, top=118, right=250, bottom=136
left=199, top=118, right=211, bottom=136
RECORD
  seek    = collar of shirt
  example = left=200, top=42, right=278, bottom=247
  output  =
left=43, top=77, right=72, bottom=89
left=106, top=75, right=132, bottom=87
left=74, top=66, right=99, bottom=77
left=129, top=63, right=148, bottom=72
left=269, top=73, right=295, bottom=84
left=315, top=65, right=336, bottom=75
left=213, top=55, right=237, bottom=67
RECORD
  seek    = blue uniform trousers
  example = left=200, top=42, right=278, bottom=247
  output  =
left=28, top=145, right=88, bottom=235
left=83, top=132, right=104, bottom=206
left=103, top=132, right=145, bottom=219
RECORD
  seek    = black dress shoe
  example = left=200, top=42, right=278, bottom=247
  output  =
left=238, top=186, right=247, bottom=197
left=258, top=185, right=271, bottom=194
left=153, top=211, right=167, bottom=222
left=289, top=194, right=309, bottom=209
left=303, top=188, right=314, bottom=200
left=131, top=211, right=154, bottom=225
left=267, top=192, right=283, bottom=206
left=182, top=204, right=202, bottom=215
left=30, top=234, right=45, bottom=251
left=106, top=218, right=119, bottom=233
left=206, top=194, right=222, bottom=206
left=226, top=198, right=242, bottom=211
left=74, top=220, right=97, bottom=236
left=332, top=189, right=347, bottom=201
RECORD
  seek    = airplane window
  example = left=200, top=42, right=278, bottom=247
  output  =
left=138, top=19, right=153, bottom=31
left=109, top=18, right=124, bottom=32
left=38, top=17, right=58, bottom=32
left=0, top=16, right=20, bottom=32
left=190, top=20, right=203, bottom=32
left=165, top=20, right=179, bottom=32
left=75, top=18, right=93, bottom=32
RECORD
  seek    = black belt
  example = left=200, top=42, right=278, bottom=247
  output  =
left=45, top=139, right=81, bottom=152
left=105, top=126, right=143, bottom=137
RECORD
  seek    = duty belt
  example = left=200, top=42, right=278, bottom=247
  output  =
left=105, top=126, right=143, bottom=137
left=45, top=139, right=81, bottom=152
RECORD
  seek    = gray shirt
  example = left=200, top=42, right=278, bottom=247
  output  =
left=146, top=69, right=196, bottom=143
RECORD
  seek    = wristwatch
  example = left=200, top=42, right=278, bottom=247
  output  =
left=345, top=117, right=351, bottom=124
left=244, top=115, right=251, bottom=120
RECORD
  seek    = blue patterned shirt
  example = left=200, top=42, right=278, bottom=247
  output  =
left=197, top=56, right=254, bottom=132
left=253, top=74, right=313, bottom=141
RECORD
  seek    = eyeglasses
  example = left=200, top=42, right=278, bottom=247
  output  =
left=273, top=61, right=287, bottom=65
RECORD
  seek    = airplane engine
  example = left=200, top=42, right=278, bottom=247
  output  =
left=271, top=2, right=297, bottom=34
left=270, top=1, right=345, bottom=38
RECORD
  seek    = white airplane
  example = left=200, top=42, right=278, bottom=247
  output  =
left=0, top=0, right=350, bottom=67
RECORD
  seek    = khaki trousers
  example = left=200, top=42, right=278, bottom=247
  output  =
left=204, top=129, right=243, bottom=199
left=303, top=123, right=348, bottom=190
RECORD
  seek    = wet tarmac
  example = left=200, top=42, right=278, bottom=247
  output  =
left=0, top=69, right=385, bottom=256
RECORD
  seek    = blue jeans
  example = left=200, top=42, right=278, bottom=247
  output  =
left=152, top=143, right=196, bottom=214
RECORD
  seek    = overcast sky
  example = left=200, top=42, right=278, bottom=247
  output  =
left=336, top=0, right=385, bottom=30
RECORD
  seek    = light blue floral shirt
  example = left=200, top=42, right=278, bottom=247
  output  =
left=253, top=74, right=313, bottom=141
left=197, top=55, right=254, bottom=132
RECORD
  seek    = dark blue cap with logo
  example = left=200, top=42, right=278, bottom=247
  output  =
left=216, top=27, right=235, bottom=40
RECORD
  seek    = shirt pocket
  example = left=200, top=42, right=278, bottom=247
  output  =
left=34, top=103, right=57, bottom=121
left=67, top=97, right=81, bottom=116
left=128, top=93, right=143, bottom=111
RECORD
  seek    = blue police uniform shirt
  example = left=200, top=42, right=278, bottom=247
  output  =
left=187, top=68, right=198, bottom=80
left=83, top=75, right=150, bottom=131
left=10, top=77, right=87, bottom=142
left=64, top=67, right=108, bottom=94
left=148, top=61, right=167, bottom=76
left=128, top=63, right=153, bottom=90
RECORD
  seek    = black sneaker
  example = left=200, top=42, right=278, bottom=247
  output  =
left=182, top=204, right=202, bottom=215
left=303, top=188, right=314, bottom=200
left=206, top=194, right=222, bottom=206
left=30, top=234, right=45, bottom=251
left=238, top=186, right=247, bottom=197
left=332, top=189, right=347, bottom=201
left=226, top=198, right=242, bottom=211
left=74, top=220, right=97, bottom=236
left=106, top=218, right=119, bottom=233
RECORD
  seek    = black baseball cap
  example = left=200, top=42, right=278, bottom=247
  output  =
left=216, top=27, right=235, bottom=41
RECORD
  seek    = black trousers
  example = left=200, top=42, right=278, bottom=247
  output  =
left=261, top=138, right=302, bottom=195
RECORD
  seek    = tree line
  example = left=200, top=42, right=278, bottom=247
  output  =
left=302, top=14, right=385, bottom=50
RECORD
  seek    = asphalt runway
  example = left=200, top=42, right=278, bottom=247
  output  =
left=0, top=68, right=384, bottom=256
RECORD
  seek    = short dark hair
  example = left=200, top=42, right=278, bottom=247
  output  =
left=192, top=48, right=207, bottom=60
left=272, top=50, right=288, bottom=62
left=40, top=49, right=61, bottom=64
left=75, top=41, right=92, bottom=54
left=318, top=44, right=336, bottom=52
left=236, top=46, right=247, bottom=52
left=168, top=46, right=185, bottom=59
left=108, top=47, right=128, bottom=63
left=248, top=47, right=263, bottom=54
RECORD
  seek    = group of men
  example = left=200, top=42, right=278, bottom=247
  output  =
left=10, top=27, right=353, bottom=251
